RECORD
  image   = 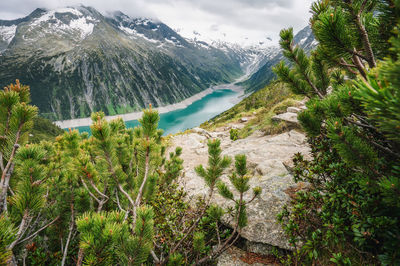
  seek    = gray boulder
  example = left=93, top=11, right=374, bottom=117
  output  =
left=271, top=112, right=299, bottom=125
left=286, top=106, right=302, bottom=113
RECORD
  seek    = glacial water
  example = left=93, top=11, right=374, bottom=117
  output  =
left=73, top=88, right=242, bottom=135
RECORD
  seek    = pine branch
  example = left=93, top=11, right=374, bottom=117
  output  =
left=89, top=179, right=109, bottom=200
left=114, top=189, right=127, bottom=214
left=215, top=221, right=221, bottom=246
left=340, top=58, right=359, bottom=75
left=164, top=186, right=215, bottom=264
left=16, top=215, right=60, bottom=245
left=288, top=44, right=324, bottom=99
left=351, top=49, right=370, bottom=62
left=117, top=183, right=135, bottom=209
left=215, top=230, right=241, bottom=261
left=104, top=151, right=135, bottom=213
left=0, top=163, right=14, bottom=212
left=196, top=194, right=244, bottom=265
left=81, top=174, right=109, bottom=212
left=352, top=51, right=367, bottom=79
left=324, top=24, right=370, bottom=62
left=8, top=210, right=29, bottom=250
left=1, top=123, right=22, bottom=184
left=344, top=117, right=399, bottom=158
left=22, top=211, right=42, bottom=241
left=345, top=117, right=378, bottom=131
left=370, top=140, right=400, bottom=159
left=359, top=0, right=369, bottom=15
left=81, top=178, right=101, bottom=204
left=349, top=1, right=376, bottom=67
left=134, top=145, right=150, bottom=209
left=76, top=248, right=84, bottom=266
left=0, top=126, right=22, bottom=212
left=151, top=250, right=160, bottom=264
left=61, top=205, right=75, bottom=266
left=0, top=152, right=4, bottom=172
left=339, top=58, right=357, bottom=68
left=246, top=193, right=259, bottom=205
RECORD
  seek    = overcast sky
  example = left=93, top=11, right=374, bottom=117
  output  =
left=0, top=0, right=314, bottom=45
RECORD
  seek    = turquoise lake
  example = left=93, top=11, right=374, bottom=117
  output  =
left=73, top=88, right=242, bottom=135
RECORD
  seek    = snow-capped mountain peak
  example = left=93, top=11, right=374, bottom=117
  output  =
left=178, top=27, right=275, bottom=51
left=27, top=6, right=99, bottom=40
left=107, top=11, right=188, bottom=48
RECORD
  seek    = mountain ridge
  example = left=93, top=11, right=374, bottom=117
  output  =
left=0, top=6, right=270, bottom=120
left=238, top=25, right=317, bottom=92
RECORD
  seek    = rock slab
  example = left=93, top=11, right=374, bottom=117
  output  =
left=168, top=127, right=310, bottom=250
left=271, top=112, right=299, bottom=125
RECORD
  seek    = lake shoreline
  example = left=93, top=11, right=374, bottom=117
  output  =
left=54, top=83, right=244, bottom=129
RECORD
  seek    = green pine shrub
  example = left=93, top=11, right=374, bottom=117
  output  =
left=274, top=0, right=400, bottom=265
left=229, top=128, right=239, bottom=141
left=0, top=81, right=262, bottom=265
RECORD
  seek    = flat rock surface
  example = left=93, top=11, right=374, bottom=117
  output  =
left=271, top=112, right=299, bottom=124
left=169, top=125, right=310, bottom=250
left=286, top=106, right=302, bottom=113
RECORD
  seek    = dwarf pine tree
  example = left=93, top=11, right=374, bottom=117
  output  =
left=0, top=91, right=264, bottom=266
left=274, top=0, right=400, bottom=264
left=192, top=143, right=261, bottom=265
left=0, top=81, right=56, bottom=264
left=76, top=208, right=154, bottom=266
left=0, top=80, right=38, bottom=213
left=71, top=109, right=163, bottom=265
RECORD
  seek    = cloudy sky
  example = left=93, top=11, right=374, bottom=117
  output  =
left=0, top=0, right=314, bottom=45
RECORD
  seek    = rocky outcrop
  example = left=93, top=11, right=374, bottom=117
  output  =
left=286, top=106, right=303, bottom=113
left=271, top=112, right=299, bottom=125
left=168, top=114, right=310, bottom=252
left=271, top=104, right=307, bottom=126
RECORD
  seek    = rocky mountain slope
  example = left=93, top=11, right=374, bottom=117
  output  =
left=0, top=6, right=268, bottom=120
left=239, top=26, right=317, bottom=92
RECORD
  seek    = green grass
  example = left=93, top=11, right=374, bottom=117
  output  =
left=201, top=81, right=304, bottom=138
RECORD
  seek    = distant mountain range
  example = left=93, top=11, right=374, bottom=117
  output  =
left=238, top=26, right=317, bottom=92
left=0, top=6, right=314, bottom=120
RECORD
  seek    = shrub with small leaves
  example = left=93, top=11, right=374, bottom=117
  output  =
left=229, top=128, right=239, bottom=141
left=275, top=1, right=400, bottom=264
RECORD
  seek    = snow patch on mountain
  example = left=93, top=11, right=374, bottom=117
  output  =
left=119, top=25, right=160, bottom=43
left=31, top=8, right=83, bottom=26
left=138, top=33, right=159, bottom=43
left=118, top=25, right=137, bottom=35
left=0, top=25, right=17, bottom=44
left=165, top=38, right=181, bottom=46
left=30, top=8, right=98, bottom=40
left=67, top=17, right=95, bottom=38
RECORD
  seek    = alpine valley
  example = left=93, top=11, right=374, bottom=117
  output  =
left=0, top=6, right=267, bottom=120
left=0, top=5, right=314, bottom=122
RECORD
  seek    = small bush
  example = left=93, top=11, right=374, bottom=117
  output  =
left=230, top=128, right=239, bottom=141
